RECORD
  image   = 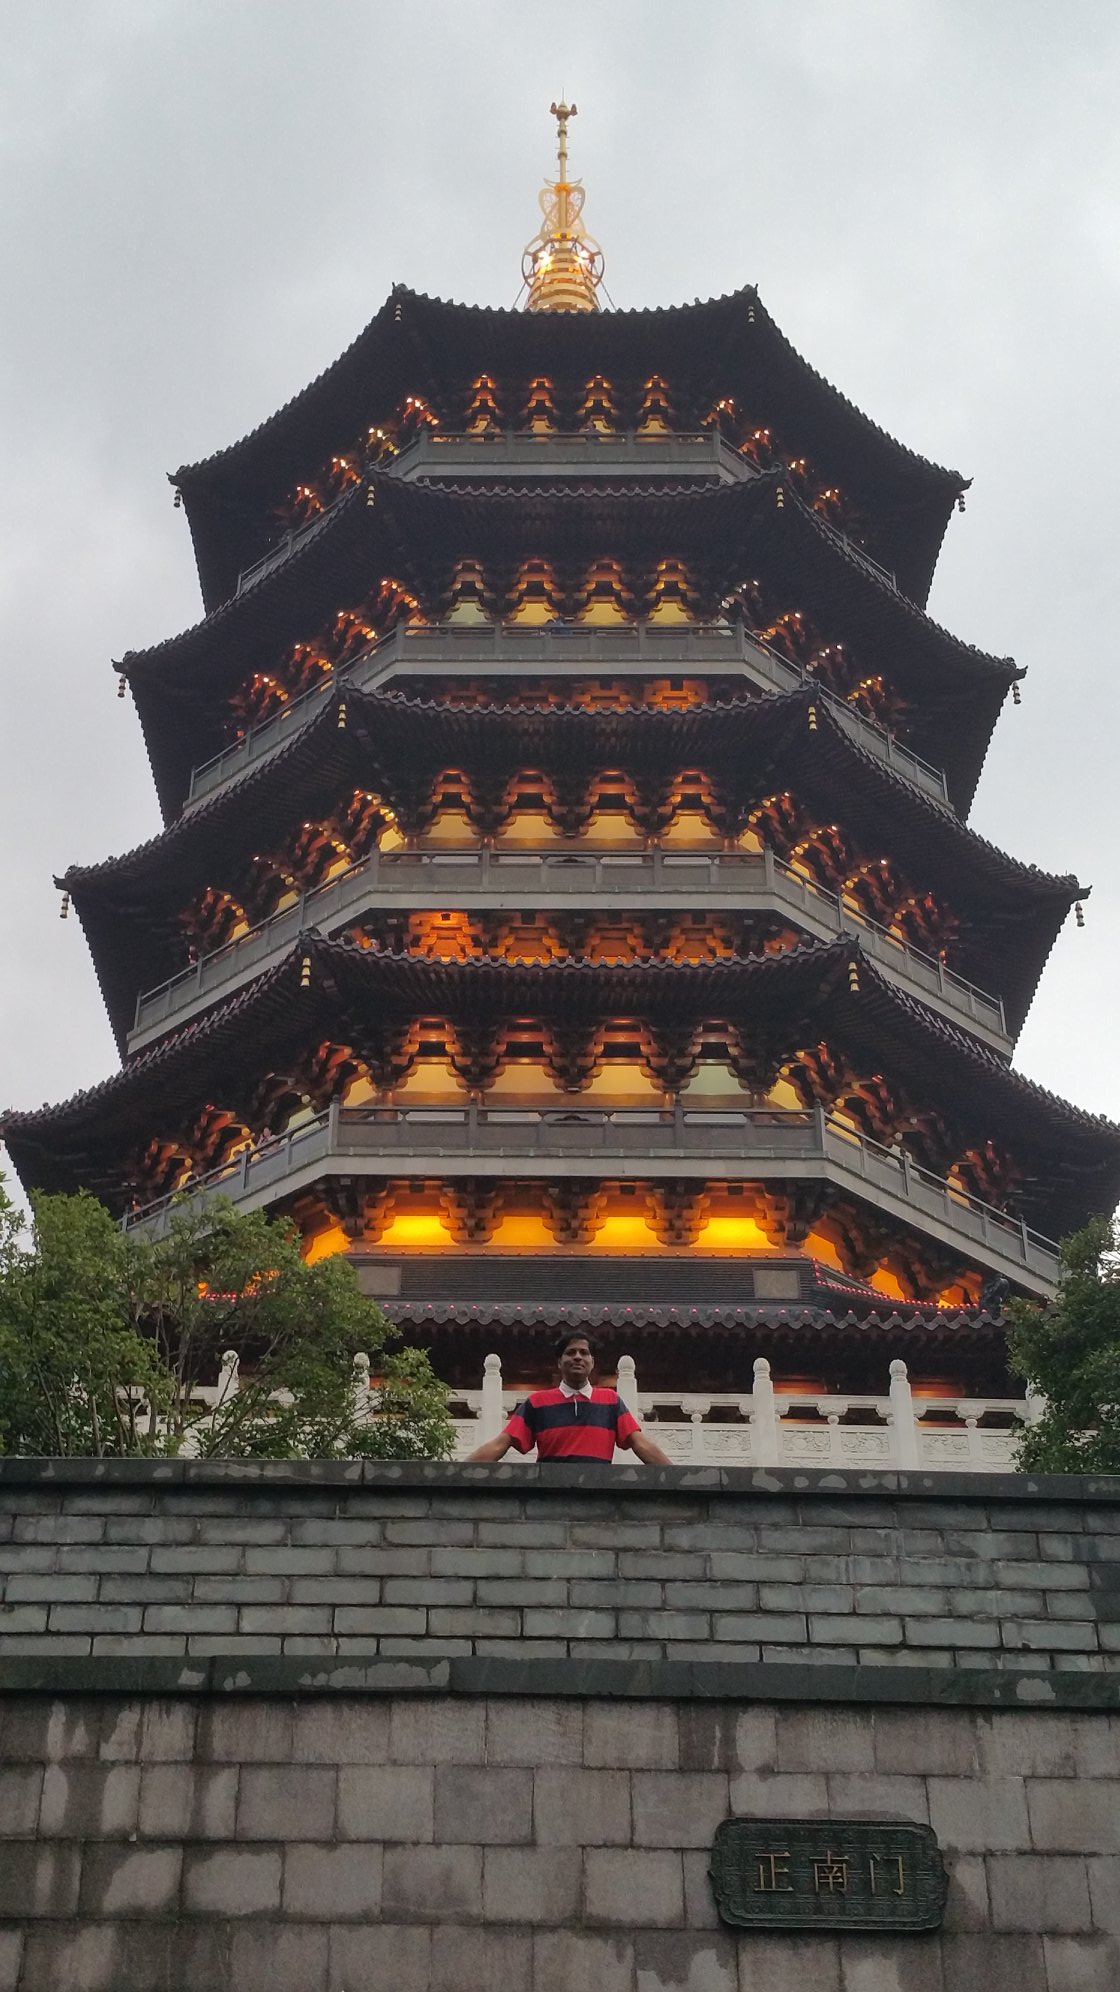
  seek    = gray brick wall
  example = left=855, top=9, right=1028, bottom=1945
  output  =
left=1, top=1461, right=1120, bottom=1672
left=3, top=1464, right=1120, bottom=1987
left=0, top=1693, right=1118, bottom=1990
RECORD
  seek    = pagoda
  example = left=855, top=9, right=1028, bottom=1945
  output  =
left=6, top=105, right=1120, bottom=1420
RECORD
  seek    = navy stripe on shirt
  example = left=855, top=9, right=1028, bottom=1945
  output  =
left=516, top=1398, right=622, bottom=1433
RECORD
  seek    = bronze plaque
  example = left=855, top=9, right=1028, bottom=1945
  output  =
left=710, top=1818, right=948, bottom=1933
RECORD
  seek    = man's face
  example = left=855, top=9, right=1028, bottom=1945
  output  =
left=558, top=1338, right=595, bottom=1387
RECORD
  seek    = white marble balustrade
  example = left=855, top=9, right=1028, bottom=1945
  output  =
left=448, top=1353, right=1042, bottom=1474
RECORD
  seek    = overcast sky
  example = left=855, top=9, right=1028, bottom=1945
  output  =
left=2, top=0, right=1118, bottom=1219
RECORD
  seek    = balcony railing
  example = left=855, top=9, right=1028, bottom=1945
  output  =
left=130, top=845, right=1007, bottom=1052
left=121, top=1103, right=1059, bottom=1294
left=449, top=1353, right=1036, bottom=1473
left=234, top=430, right=899, bottom=599
left=164, top=1348, right=1038, bottom=1475
left=393, top=427, right=756, bottom=484
left=186, top=622, right=949, bottom=809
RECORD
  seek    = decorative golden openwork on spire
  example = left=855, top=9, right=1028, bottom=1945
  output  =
left=522, top=101, right=604, bottom=313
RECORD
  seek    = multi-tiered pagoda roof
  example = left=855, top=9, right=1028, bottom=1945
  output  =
left=6, top=112, right=1118, bottom=1407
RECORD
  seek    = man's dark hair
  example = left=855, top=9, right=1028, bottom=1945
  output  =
left=555, top=1329, right=598, bottom=1362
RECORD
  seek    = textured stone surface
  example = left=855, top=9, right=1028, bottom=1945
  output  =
left=3, top=1688, right=1120, bottom=1983
left=3, top=1463, right=1120, bottom=1673
left=2, top=1466, right=1120, bottom=1984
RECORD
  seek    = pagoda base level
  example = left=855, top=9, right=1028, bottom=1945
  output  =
left=355, top=1250, right=819, bottom=1306
left=361, top=1256, right=1013, bottom=1394
left=391, top=1305, right=1011, bottom=1396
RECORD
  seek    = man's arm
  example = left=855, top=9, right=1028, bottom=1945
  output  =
left=628, top=1428, right=673, bottom=1467
left=466, top=1430, right=516, bottom=1463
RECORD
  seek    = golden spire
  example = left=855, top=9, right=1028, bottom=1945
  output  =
left=522, top=101, right=604, bottom=313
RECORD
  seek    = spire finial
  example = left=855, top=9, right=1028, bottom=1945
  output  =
left=522, top=100, right=604, bottom=313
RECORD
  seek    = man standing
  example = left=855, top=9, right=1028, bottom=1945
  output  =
left=467, top=1331, right=672, bottom=1465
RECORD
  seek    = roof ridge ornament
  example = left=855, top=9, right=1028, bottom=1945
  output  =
left=522, top=100, right=604, bottom=313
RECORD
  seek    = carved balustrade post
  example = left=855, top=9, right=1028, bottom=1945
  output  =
left=615, top=1352, right=639, bottom=1414
left=751, top=1356, right=780, bottom=1467
left=351, top=1352, right=371, bottom=1426
left=480, top=1351, right=505, bottom=1442
left=888, top=1358, right=920, bottom=1469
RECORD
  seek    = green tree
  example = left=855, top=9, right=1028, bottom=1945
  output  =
left=0, top=1178, right=455, bottom=1461
left=1007, top=1216, right=1120, bottom=1473
left=0, top=1185, right=169, bottom=1456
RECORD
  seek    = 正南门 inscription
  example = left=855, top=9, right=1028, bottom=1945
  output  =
left=710, top=1818, right=948, bottom=1933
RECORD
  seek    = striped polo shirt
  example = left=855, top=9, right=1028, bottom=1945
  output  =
left=503, top=1386, right=641, bottom=1461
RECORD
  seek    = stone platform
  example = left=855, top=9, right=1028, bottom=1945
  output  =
left=1, top=1459, right=1119, bottom=1990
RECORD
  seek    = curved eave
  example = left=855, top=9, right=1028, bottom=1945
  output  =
left=172, top=284, right=966, bottom=612
left=125, top=472, right=1012, bottom=820
left=391, top=1301, right=1012, bottom=1384
left=5, top=937, right=1118, bottom=1236
left=60, top=686, right=1080, bottom=1050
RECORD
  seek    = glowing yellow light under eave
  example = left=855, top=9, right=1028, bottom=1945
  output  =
left=866, top=1267, right=907, bottom=1302
left=695, top=1216, right=773, bottom=1253
left=302, top=1222, right=349, bottom=1263
left=378, top=1215, right=453, bottom=1251
left=590, top=1214, right=660, bottom=1252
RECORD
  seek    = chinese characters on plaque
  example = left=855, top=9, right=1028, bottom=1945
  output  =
left=710, top=1819, right=948, bottom=1933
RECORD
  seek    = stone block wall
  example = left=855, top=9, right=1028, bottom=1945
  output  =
left=1, top=1459, right=1119, bottom=1671
left=2, top=1461, right=1120, bottom=1989
left=2, top=1689, right=1120, bottom=1990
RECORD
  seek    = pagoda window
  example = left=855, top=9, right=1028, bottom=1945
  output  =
left=661, top=920, right=738, bottom=965
left=506, top=559, right=561, bottom=625
left=446, top=560, right=491, bottom=625
left=408, top=911, right=479, bottom=962
left=575, top=558, right=632, bottom=625
left=523, top=376, right=558, bottom=433
left=398, top=394, right=440, bottom=441
left=889, top=890, right=956, bottom=957
left=648, top=560, right=700, bottom=626
left=701, top=396, right=737, bottom=439
left=669, top=768, right=718, bottom=818
left=275, top=480, right=325, bottom=533
left=494, top=918, right=566, bottom=965
left=578, top=375, right=619, bottom=433
left=179, top=886, right=248, bottom=956
left=430, top=770, right=470, bottom=813
left=228, top=670, right=288, bottom=730
left=366, top=425, right=399, bottom=469
left=583, top=678, right=628, bottom=711
left=645, top=677, right=707, bottom=710
left=842, top=857, right=904, bottom=926
left=361, top=576, right=424, bottom=640
left=636, top=375, right=675, bottom=434
left=950, top=1141, right=1021, bottom=1212
left=738, top=426, right=776, bottom=471
left=464, top=374, right=503, bottom=433
left=788, top=824, right=850, bottom=892
left=587, top=770, right=637, bottom=820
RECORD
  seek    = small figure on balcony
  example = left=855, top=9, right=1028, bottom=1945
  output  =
left=467, top=1331, right=671, bottom=1465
